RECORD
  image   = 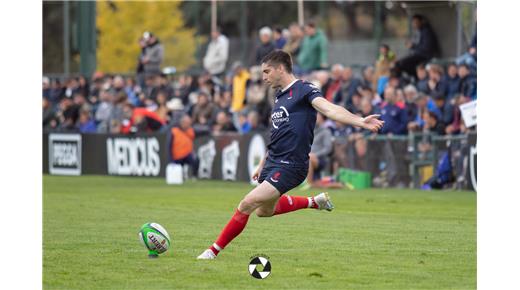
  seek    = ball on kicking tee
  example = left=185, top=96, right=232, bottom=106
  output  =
left=138, top=222, right=171, bottom=258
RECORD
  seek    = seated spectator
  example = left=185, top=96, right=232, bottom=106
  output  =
left=306, top=113, right=333, bottom=185
left=432, top=93, right=454, bottom=126
left=49, top=78, right=65, bottom=106
left=415, top=64, right=429, bottom=93
left=95, top=90, right=114, bottom=133
left=361, top=65, right=375, bottom=91
left=77, top=76, right=90, bottom=99
left=64, top=77, right=80, bottom=99
left=120, top=103, right=165, bottom=134
left=458, top=63, right=477, bottom=100
left=323, top=64, right=343, bottom=102
left=43, top=97, right=57, bottom=132
left=78, top=108, right=97, bottom=133
left=334, top=66, right=361, bottom=108
left=393, top=14, right=439, bottom=78
left=56, top=98, right=80, bottom=133
left=191, top=91, right=216, bottom=127
left=125, top=77, right=143, bottom=107
left=43, top=77, right=51, bottom=100
left=444, top=63, right=460, bottom=101
left=155, top=90, right=170, bottom=124
left=169, top=114, right=198, bottom=177
left=445, top=94, right=470, bottom=135
left=241, top=110, right=266, bottom=134
left=255, top=27, right=276, bottom=65
left=380, top=87, right=408, bottom=135
left=166, top=98, right=186, bottom=128
left=273, top=26, right=287, bottom=49
left=212, top=111, right=237, bottom=134
left=403, top=84, right=419, bottom=122
left=422, top=110, right=446, bottom=135
left=407, top=92, right=429, bottom=133
left=424, top=64, right=448, bottom=100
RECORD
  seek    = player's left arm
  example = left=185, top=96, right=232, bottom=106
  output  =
left=311, top=97, right=384, bottom=133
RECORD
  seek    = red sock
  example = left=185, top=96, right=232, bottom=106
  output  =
left=274, top=195, right=318, bottom=215
left=209, top=209, right=250, bottom=255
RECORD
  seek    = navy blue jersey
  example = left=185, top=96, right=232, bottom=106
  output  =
left=267, top=79, right=322, bottom=168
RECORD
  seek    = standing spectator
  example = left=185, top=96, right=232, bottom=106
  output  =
left=230, top=62, right=250, bottom=131
left=169, top=115, right=199, bottom=177
left=255, top=27, right=276, bottom=65
left=297, top=21, right=328, bottom=73
left=282, top=22, right=304, bottom=60
left=203, top=26, right=229, bottom=77
left=273, top=26, right=287, bottom=49
left=380, top=87, right=408, bottom=135
left=458, top=64, right=477, bottom=100
left=456, top=10, right=477, bottom=72
left=136, top=36, right=148, bottom=88
left=374, top=44, right=396, bottom=93
left=142, top=32, right=164, bottom=77
left=393, top=14, right=439, bottom=78
left=445, top=63, right=460, bottom=101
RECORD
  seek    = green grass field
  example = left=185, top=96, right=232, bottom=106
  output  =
left=43, top=175, right=476, bottom=289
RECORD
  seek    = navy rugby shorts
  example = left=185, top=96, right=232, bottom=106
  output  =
left=258, top=161, right=308, bottom=194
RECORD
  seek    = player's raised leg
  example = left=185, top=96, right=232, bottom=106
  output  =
left=197, top=181, right=280, bottom=260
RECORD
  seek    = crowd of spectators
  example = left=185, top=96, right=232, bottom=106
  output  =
left=43, top=15, right=477, bottom=142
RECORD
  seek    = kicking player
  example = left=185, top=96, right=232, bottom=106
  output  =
left=197, top=50, right=384, bottom=259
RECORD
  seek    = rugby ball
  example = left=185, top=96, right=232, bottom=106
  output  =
left=138, top=222, right=171, bottom=255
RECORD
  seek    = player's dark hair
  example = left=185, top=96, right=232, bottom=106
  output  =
left=261, top=50, right=293, bottom=73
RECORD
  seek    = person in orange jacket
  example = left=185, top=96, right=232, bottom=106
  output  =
left=168, top=114, right=199, bottom=177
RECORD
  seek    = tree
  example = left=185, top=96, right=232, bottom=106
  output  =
left=97, top=1, right=199, bottom=73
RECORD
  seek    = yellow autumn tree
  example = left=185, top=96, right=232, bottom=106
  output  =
left=97, top=0, right=199, bottom=73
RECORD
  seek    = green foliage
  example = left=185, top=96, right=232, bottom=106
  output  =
left=44, top=175, right=475, bottom=289
left=97, top=1, right=198, bottom=73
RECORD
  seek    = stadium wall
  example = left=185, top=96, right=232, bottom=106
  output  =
left=42, top=132, right=476, bottom=191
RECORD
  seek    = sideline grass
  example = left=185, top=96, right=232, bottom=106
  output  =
left=43, top=175, right=476, bottom=289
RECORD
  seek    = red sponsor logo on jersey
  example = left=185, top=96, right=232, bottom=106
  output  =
left=270, top=172, right=281, bottom=183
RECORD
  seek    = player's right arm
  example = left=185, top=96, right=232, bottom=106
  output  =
left=252, top=152, right=268, bottom=181
left=311, top=96, right=384, bottom=133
